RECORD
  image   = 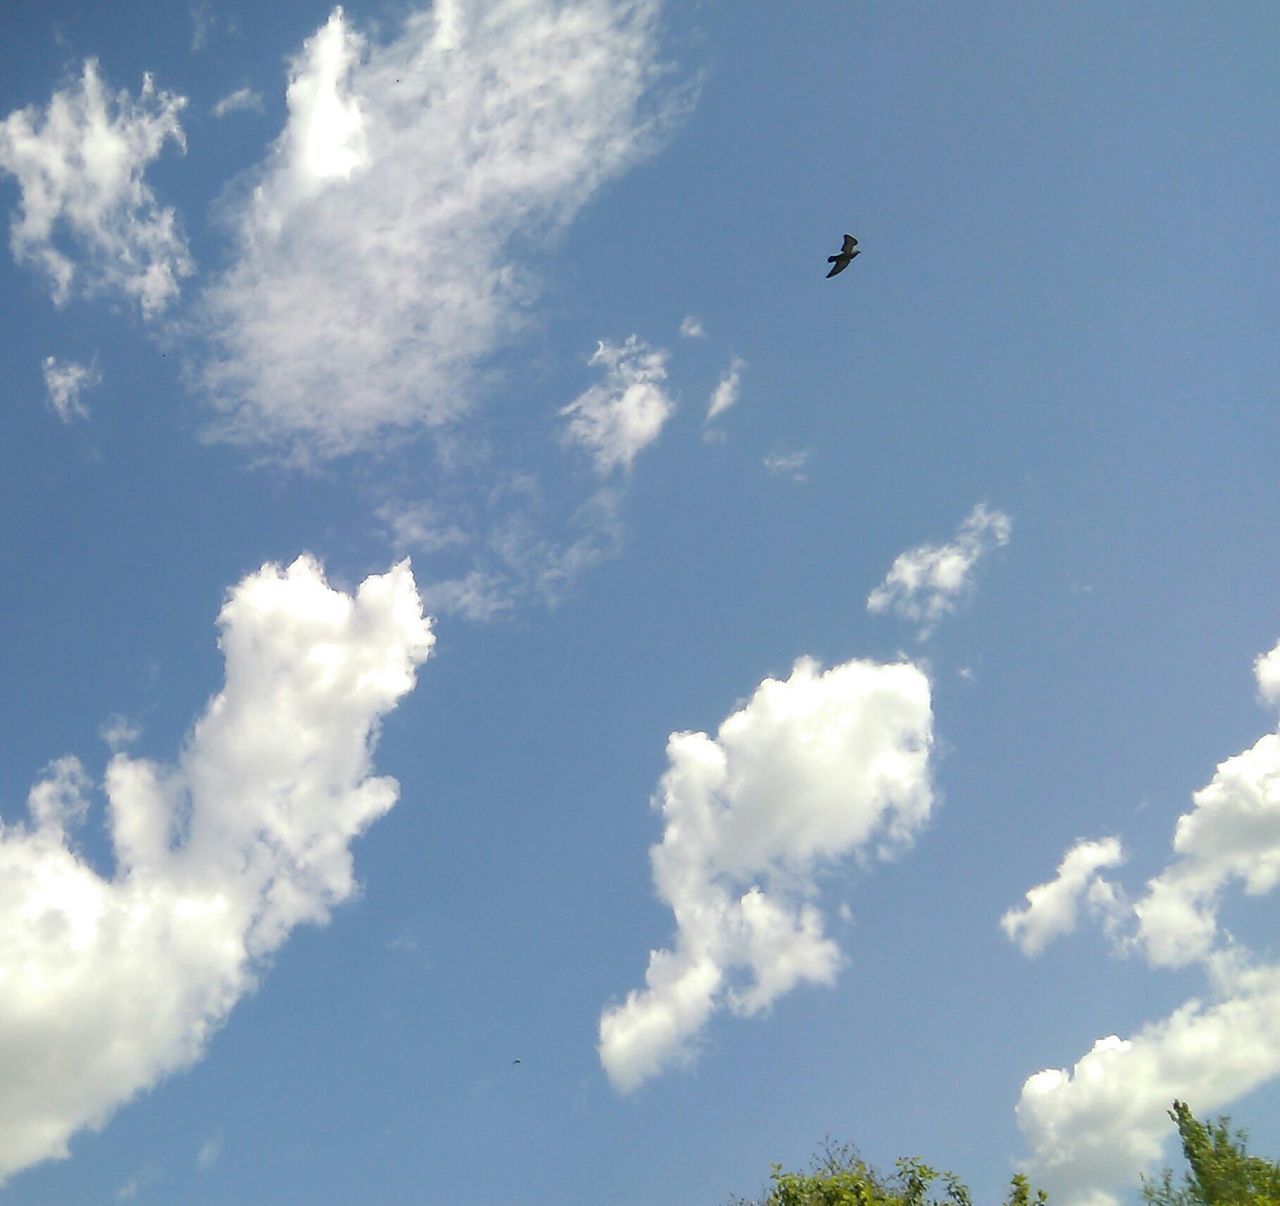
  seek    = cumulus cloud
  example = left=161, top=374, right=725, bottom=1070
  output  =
left=0, top=61, right=192, bottom=316
left=867, top=503, right=1012, bottom=638
left=1255, top=638, right=1280, bottom=704
left=1018, top=962, right=1280, bottom=1205
left=1001, top=838, right=1126, bottom=957
left=211, top=87, right=263, bottom=118
left=599, top=656, right=933, bottom=1093
left=679, top=314, right=705, bottom=339
left=0, top=556, right=432, bottom=1184
left=41, top=355, right=101, bottom=422
left=704, top=355, right=744, bottom=423
left=198, top=1, right=681, bottom=460
left=560, top=336, right=674, bottom=475
left=1008, top=638, right=1280, bottom=1202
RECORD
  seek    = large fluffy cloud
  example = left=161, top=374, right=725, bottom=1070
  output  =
left=0, top=61, right=192, bottom=316
left=1006, top=637, right=1280, bottom=1203
left=199, top=1, right=680, bottom=460
left=1017, top=959, right=1280, bottom=1205
left=0, top=556, right=432, bottom=1184
left=599, top=656, right=933, bottom=1093
left=867, top=503, right=1011, bottom=638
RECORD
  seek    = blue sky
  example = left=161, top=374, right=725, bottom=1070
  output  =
left=1, top=2, right=1277, bottom=1202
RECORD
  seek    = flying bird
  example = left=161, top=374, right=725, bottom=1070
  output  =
left=826, top=233, right=859, bottom=278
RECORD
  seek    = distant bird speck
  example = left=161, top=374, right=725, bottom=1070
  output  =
left=826, top=233, right=859, bottom=278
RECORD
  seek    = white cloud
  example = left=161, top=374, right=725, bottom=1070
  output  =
left=41, top=355, right=101, bottom=422
left=1255, top=637, right=1280, bottom=704
left=1018, top=962, right=1280, bottom=1205
left=376, top=500, right=469, bottom=556
left=99, top=716, right=142, bottom=752
left=705, top=356, right=744, bottom=423
left=1001, top=838, right=1126, bottom=957
left=0, top=61, right=192, bottom=316
left=560, top=336, right=675, bottom=475
left=284, top=9, right=369, bottom=184
left=679, top=314, right=705, bottom=339
left=1131, top=728, right=1280, bottom=969
left=403, top=477, right=624, bottom=621
left=599, top=656, right=933, bottom=1093
left=211, top=87, right=263, bottom=119
left=0, top=555, right=432, bottom=1184
left=763, top=448, right=809, bottom=481
left=419, top=568, right=514, bottom=623
left=198, top=1, right=681, bottom=460
left=867, top=503, right=1012, bottom=638
left=1008, top=638, right=1280, bottom=1202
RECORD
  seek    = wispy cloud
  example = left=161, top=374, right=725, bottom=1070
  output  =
left=190, top=1, right=214, bottom=52
left=41, top=355, right=101, bottom=422
left=211, top=87, right=263, bottom=118
left=560, top=336, right=675, bottom=475
left=679, top=314, right=705, bottom=339
left=599, top=656, right=933, bottom=1092
left=99, top=715, right=142, bottom=751
left=115, top=1161, right=160, bottom=1200
left=1006, top=636, right=1280, bottom=1203
left=763, top=448, right=810, bottom=481
left=0, top=557, right=432, bottom=1185
left=867, top=503, right=1012, bottom=639
left=0, top=61, right=192, bottom=316
left=195, top=1135, right=221, bottom=1170
left=198, top=1, right=682, bottom=461
left=704, top=355, right=744, bottom=424
left=376, top=500, right=469, bottom=557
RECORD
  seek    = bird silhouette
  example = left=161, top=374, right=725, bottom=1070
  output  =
left=826, top=233, right=859, bottom=278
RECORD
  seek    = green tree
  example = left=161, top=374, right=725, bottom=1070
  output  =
left=1141, top=1100, right=1280, bottom=1206
left=728, top=1138, right=1047, bottom=1206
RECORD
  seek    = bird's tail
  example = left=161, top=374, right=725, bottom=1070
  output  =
left=827, top=255, right=839, bottom=263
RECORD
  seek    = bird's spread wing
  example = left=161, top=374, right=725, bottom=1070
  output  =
left=841, top=234, right=858, bottom=253
left=826, top=259, right=847, bottom=278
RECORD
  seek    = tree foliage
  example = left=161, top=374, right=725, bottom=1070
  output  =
left=1141, top=1100, right=1280, bottom=1206
left=728, top=1138, right=1047, bottom=1206
left=735, top=1099, right=1280, bottom=1206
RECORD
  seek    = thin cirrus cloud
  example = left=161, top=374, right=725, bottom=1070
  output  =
left=0, top=556, right=432, bottom=1185
left=560, top=335, right=675, bottom=475
left=599, top=656, right=933, bottom=1093
left=0, top=61, right=192, bottom=317
left=867, top=503, right=1012, bottom=639
left=197, top=0, right=683, bottom=461
left=41, top=355, right=101, bottom=423
left=1003, top=637, right=1280, bottom=1204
